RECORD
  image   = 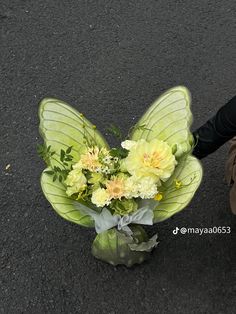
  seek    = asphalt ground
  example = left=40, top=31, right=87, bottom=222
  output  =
left=0, top=1, right=236, bottom=313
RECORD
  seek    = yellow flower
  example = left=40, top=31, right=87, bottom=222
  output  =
left=124, top=176, right=157, bottom=199
left=154, top=192, right=163, bottom=201
left=106, top=176, right=126, bottom=200
left=65, top=168, right=87, bottom=196
left=137, top=177, right=158, bottom=199
left=91, top=188, right=110, bottom=207
left=80, top=146, right=110, bottom=172
left=122, top=138, right=177, bottom=184
left=174, top=179, right=182, bottom=189
left=80, top=147, right=101, bottom=171
left=72, top=160, right=83, bottom=169
left=123, top=177, right=139, bottom=198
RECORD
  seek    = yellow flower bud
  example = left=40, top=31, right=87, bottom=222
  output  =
left=154, top=192, right=163, bottom=201
left=174, top=179, right=182, bottom=189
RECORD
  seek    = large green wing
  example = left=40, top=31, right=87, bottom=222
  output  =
left=39, top=98, right=109, bottom=227
left=153, top=155, right=203, bottom=222
left=130, top=86, right=203, bottom=221
left=131, top=86, right=193, bottom=158
left=39, top=98, right=109, bottom=167
left=41, top=168, right=94, bottom=227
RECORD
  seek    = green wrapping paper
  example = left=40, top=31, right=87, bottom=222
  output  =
left=92, top=226, right=151, bottom=267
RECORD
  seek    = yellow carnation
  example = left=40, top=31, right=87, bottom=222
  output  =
left=122, top=138, right=177, bottom=184
left=123, top=176, right=140, bottom=198
left=65, top=168, right=87, bottom=196
left=124, top=175, right=158, bottom=199
left=91, top=188, right=110, bottom=207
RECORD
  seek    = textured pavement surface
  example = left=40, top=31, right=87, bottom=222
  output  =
left=1, top=1, right=236, bottom=313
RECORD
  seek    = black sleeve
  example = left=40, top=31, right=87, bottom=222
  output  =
left=192, top=95, right=236, bottom=159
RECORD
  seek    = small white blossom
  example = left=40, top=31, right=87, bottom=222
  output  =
left=95, top=167, right=102, bottom=173
left=103, top=156, right=112, bottom=164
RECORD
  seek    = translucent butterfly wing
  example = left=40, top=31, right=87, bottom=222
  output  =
left=39, top=98, right=109, bottom=227
left=130, top=86, right=203, bottom=221
left=41, top=169, right=94, bottom=227
left=153, top=155, right=203, bottom=222
left=130, top=86, right=193, bottom=157
left=39, top=98, right=109, bottom=167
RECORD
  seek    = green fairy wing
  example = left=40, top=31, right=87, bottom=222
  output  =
left=41, top=168, right=94, bottom=227
left=153, top=155, right=203, bottom=222
left=130, top=86, right=193, bottom=158
left=39, top=98, right=109, bottom=227
left=130, top=86, right=203, bottom=221
left=39, top=98, right=109, bottom=167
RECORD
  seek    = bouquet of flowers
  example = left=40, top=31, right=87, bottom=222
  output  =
left=38, top=86, right=203, bottom=267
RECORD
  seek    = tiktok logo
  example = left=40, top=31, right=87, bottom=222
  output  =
left=173, top=227, right=179, bottom=235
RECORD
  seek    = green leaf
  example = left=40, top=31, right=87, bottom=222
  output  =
left=65, top=156, right=73, bottom=161
left=37, top=143, right=52, bottom=165
left=53, top=174, right=57, bottom=182
left=110, top=147, right=128, bottom=158
left=38, top=98, right=109, bottom=168
left=66, top=146, right=72, bottom=154
left=41, top=168, right=94, bottom=227
left=44, top=170, right=54, bottom=175
left=131, top=86, right=193, bottom=158
left=106, top=124, right=123, bottom=140
left=60, top=149, right=65, bottom=162
left=153, top=155, right=203, bottom=222
left=47, top=145, right=51, bottom=152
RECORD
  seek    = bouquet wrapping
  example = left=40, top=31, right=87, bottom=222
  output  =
left=38, top=86, right=203, bottom=267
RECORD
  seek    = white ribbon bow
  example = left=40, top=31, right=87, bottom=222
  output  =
left=74, top=199, right=158, bottom=234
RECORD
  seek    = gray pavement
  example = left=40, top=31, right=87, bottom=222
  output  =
left=0, top=1, right=236, bottom=313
